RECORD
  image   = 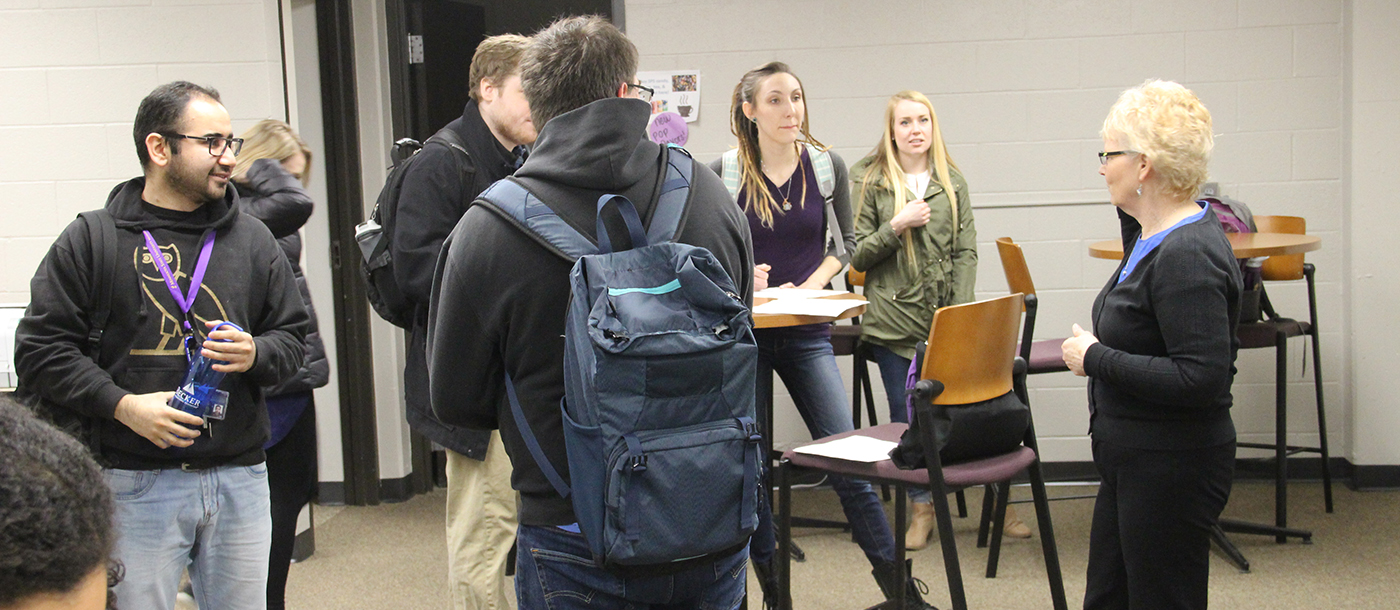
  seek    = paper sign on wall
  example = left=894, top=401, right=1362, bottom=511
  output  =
left=637, top=70, right=700, bottom=123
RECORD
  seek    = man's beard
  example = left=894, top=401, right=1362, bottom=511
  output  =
left=166, top=155, right=226, bottom=205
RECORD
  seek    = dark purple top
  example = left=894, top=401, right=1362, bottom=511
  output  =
left=743, top=147, right=830, bottom=338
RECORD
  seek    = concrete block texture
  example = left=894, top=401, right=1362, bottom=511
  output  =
left=95, top=4, right=266, bottom=65
left=47, top=66, right=160, bottom=125
left=0, top=69, right=51, bottom=125
left=0, top=9, right=100, bottom=68
left=1184, top=26, right=1294, bottom=83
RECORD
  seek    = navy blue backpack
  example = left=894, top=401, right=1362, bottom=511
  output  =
left=478, top=145, right=761, bottom=568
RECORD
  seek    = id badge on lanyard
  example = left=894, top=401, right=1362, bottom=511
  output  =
left=142, top=229, right=228, bottom=422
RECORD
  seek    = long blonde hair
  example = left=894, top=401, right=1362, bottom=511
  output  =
left=728, top=62, right=827, bottom=229
left=858, top=90, right=960, bottom=260
left=232, top=119, right=312, bottom=186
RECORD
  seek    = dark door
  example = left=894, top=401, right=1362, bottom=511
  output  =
left=395, top=0, right=617, bottom=139
left=383, top=0, right=616, bottom=498
left=408, top=0, right=486, bottom=140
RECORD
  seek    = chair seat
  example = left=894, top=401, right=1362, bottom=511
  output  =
left=782, top=423, right=1038, bottom=490
left=1237, top=318, right=1310, bottom=349
left=829, top=324, right=862, bottom=357
left=1020, top=339, right=1069, bottom=374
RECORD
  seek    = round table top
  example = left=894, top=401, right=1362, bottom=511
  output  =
left=752, top=292, right=867, bottom=329
left=1088, top=232, right=1321, bottom=260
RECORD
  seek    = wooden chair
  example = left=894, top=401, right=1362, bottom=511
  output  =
left=1235, top=215, right=1333, bottom=533
left=842, top=268, right=966, bottom=513
left=995, top=237, right=1069, bottom=375
left=977, top=238, right=1090, bottom=570
left=777, top=294, right=1068, bottom=610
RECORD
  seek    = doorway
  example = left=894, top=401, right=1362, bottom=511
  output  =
left=382, top=0, right=617, bottom=497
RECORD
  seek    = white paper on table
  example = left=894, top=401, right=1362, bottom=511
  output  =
left=792, top=435, right=898, bottom=463
left=753, top=287, right=849, bottom=300
left=752, top=298, right=864, bottom=317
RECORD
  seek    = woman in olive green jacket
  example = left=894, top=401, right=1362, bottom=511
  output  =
left=851, top=91, right=1027, bottom=548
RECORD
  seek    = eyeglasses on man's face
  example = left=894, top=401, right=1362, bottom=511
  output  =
left=1098, top=150, right=1137, bottom=165
left=626, top=82, right=655, bottom=103
left=166, top=133, right=244, bottom=157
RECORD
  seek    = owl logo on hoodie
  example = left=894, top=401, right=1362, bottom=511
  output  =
left=128, top=240, right=229, bottom=357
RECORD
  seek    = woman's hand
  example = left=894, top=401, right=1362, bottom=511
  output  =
left=889, top=199, right=931, bottom=235
left=754, top=264, right=771, bottom=292
left=1062, top=323, right=1099, bottom=377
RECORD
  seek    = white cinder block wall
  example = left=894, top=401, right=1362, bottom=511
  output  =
left=627, top=0, right=1378, bottom=465
left=0, top=0, right=288, bottom=303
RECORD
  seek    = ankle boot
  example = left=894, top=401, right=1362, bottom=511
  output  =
left=906, top=501, right=936, bottom=550
left=752, top=560, right=778, bottom=610
left=871, top=559, right=939, bottom=610
left=1003, top=505, right=1032, bottom=539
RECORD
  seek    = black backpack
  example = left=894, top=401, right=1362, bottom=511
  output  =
left=14, top=209, right=118, bottom=457
left=355, top=127, right=473, bottom=328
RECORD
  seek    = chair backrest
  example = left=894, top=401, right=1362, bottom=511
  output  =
left=846, top=268, right=866, bottom=289
left=995, top=237, right=1039, bottom=362
left=922, top=293, right=1024, bottom=405
left=996, top=237, right=1036, bottom=305
left=1255, top=215, right=1307, bottom=281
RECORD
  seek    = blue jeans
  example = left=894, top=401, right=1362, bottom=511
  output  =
left=868, top=344, right=931, bottom=503
left=515, top=524, right=748, bottom=609
left=752, top=332, right=897, bottom=568
left=105, top=464, right=272, bottom=610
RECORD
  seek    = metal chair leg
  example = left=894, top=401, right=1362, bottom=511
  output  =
left=929, top=482, right=968, bottom=610
left=986, top=483, right=1008, bottom=578
left=1275, top=329, right=1289, bottom=543
left=1309, top=328, right=1333, bottom=513
left=976, top=485, right=995, bottom=548
left=1027, top=460, right=1069, bottom=610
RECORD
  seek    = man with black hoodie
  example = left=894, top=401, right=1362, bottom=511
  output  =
left=14, top=81, right=308, bottom=610
left=428, top=16, right=754, bottom=609
left=389, top=34, right=534, bottom=610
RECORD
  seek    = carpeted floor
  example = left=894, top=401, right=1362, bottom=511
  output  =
left=285, top=480, right=1399, bottom=609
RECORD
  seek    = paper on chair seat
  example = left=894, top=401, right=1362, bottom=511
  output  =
left=754, top=287, right=849, bottom=300
left=792, top=435, right=898, bottom=463
left=752, top=298, right=865, bottom=317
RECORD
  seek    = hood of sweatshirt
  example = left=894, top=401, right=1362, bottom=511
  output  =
left=514, top=97, right=658, bottom=192
left=104, top=176, right=242, bottom=233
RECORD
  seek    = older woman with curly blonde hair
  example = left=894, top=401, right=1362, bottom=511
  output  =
left=1062, top=80, right=1241, bottom=610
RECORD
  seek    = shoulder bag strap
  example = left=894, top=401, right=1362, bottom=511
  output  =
left=804, top=144, right=846, bottom=258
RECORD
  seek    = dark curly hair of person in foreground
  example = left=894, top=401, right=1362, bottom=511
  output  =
left=0, top=393, right=122, bottom=610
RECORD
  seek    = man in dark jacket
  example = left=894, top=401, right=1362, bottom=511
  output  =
left=13, top=81, right=308, bottom=610
left=389, top=34, right=534, bottom=610
left=428, top=16, right=754, bottom=609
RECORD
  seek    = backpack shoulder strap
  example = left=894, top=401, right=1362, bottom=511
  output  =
left=720, top=148, right=741, bottom=199
left=645, top=144, right=694, bottom=245
left=503, top=372, right=571, bottom=498
left=803, top=144, right=846, bottom=258
left=427, top=126, right=477, bottom=195
left=806, top=143, right=835, bottom=200
left=476, top=178, right=597, bottom=262
left=77, top=210, right=117, bottom=361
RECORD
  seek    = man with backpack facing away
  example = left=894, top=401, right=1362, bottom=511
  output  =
left=428, top=15, right=755, bottom=609
left=13, top=81, right=309, bottom=610
left=389, top=34, right=535, bottom=610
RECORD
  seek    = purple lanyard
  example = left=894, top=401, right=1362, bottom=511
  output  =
left=142, top=230, right=216, bottom=332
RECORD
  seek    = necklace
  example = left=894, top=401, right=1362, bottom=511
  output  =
left=775, top=178, right=794, bottom=211
left=763, top=153, right=802, bottom=212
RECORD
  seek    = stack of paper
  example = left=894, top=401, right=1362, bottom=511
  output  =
left=752, top=298, right=865, bottom=318
left=754, top=287, right=849, bottom=300
left=792, top=435, right=898, bottom=463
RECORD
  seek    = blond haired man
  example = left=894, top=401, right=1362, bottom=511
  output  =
left=391, top=34, right=535, bottom=610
